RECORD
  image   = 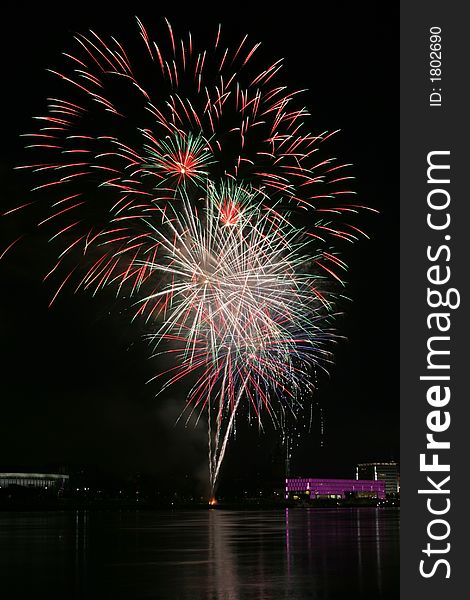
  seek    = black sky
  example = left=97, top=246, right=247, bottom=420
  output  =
left=0, top=2, right=398, bottom=491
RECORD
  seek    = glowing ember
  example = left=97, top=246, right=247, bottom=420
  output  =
left=219, top=199, right=240, bottom=226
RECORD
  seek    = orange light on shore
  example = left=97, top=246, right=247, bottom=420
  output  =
left=208, top=497, right=218, bottom=506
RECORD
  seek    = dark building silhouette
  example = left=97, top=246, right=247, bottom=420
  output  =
left=356, top=462, right=399, bottom=496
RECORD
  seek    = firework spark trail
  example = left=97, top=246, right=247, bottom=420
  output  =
left=212, top=383, right=244, bottom=493
left=4, top=19, right=374, bottom=496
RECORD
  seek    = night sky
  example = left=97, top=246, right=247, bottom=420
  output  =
left=0, top=3, right=398, bottom=493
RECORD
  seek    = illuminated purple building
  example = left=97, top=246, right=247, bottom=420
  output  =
left=285, top=477, right=386, bottom=500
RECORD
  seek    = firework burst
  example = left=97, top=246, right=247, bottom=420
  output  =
left=15, top=18, right=369, bottom=291
left=124, top=182, right=341, bottom=490
left=6, top=18, right=373, bottom=495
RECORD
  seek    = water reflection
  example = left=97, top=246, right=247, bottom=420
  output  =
left=74, top=510, right=89, bottom=598
left=284, top=507, right=399, bottom=599
left=207, top=510, right=238, bottom=599
left=0, top=508, right=398, bottom=599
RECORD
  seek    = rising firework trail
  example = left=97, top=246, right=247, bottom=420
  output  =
left=6, top=19, right=374, bottom=496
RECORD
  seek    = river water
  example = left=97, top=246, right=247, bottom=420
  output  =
left=1, top=507, right=399, bottom=599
